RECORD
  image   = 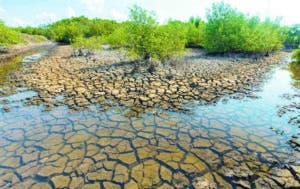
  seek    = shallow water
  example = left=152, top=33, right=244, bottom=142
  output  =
left=0, top=54, right=300, bottom=188
left=0, top=57, right=23, bottom=83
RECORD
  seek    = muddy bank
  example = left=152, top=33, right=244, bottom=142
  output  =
left=0, top=41, right=56, bottom=63
left=7, top=46, right=289, bottom=112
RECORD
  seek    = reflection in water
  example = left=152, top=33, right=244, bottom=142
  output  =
left=0, top=56, right=300, bottom=188
left=288, top=62, right=300, bottom=87
left=0, top=56, right=23, bottom=83
left=0, top=52, right=47, bottom=85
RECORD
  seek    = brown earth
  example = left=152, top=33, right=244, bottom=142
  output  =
left=8, top=45, right=289, bottom=112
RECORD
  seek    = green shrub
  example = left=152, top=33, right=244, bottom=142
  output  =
left=72, top=36, right=102, bottom=49
left=48, top=21, right=83, bottom=43
left=292, top=48, right=300, bottom=63
left=85, top=19, right=117, bottom=38
left=105, top=22, right=129, bottom=48
left=189, top=16, right=202, bottom=28
left=204, top=2, right=248, bottom=53
left=153, top=24, right=186, bottom=59
left=242, top=17, right=284, bottom=53
left=46, top=16, right=90, bottom=43
left=15, top=26, right=47, bottom=36
left=0, top=21, right=22, bottom=46
left=288, top=62, right=300, bottom=87
left=167, top=19, right=205, bottom=48
left=186, top=17, right=205, bottom=48
left=40, top=17, right=119, bottom=45
left=203, top=1, right=284, bottom=54
left=186, top=23, right=205, bottom=48
left=126, top=5, right=186, bottom=61
left=283, top=24, right=300, bottom=49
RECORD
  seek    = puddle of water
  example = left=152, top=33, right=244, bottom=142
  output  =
left=0, top=57, right=299, bottom=188
left=0, top=49, right=50, bottom=86
left=0, top=57, right=23, bottom=83
left=288, top=62, right=300, bottom=87
left=22, top=52, right=47, bottom=63
left=51, top=95, right=64, bottom=103
left=0, top=91, right=37, bottom=102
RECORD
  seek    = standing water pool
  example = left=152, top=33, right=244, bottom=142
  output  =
left=0, top=53, right=299, bottom=188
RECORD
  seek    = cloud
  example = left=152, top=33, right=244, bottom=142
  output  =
left=8, top=17, right=27, bottom=27
left=110, top=9, right=127, bottom=21
left=81, top=0, right=105, bottom=16
left=0, top=6, right=5, bottom=13
left=67, top=6, right=76, bottom=17
left=35, top=11, right=58, bottom=26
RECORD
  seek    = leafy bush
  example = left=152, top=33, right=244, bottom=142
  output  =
left=203, top=1, right=284, bottom=54
left=167, top=19, right=205, bottom=48
left=153, top=24, right=186, bottom=59
left=105, top=22, right=130, bottom=48
left=292, top=48, right=300, bottom=63
left=288, top=62, right=300, bottom=87
left=186, top=17, right=205, bottom=48
left=85, top=19, right=117, bottom=37
left=37, top=17, right=119, bottom=46
left=189, top=16, right=202, bottom=28
left=46, top=17, right=88, bottom=43
left=126, top=5, right=186, bottom=61
left=72, top=36, right=102, bottom=49
left=15, top=26, right=47, bottom=36
left=0, top=21, right=22, bottom=46
left=243, top=17, right=284, bottom=53
left=283, top=24, right=300, bottom=49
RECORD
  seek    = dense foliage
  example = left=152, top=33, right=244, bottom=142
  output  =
left=0, top=21, right=22, bottom=46
left=15, top=26, right=47, bottom=36
left=72, top=36, right=102, bottom=49
left=186, top=17, right=205, bottom=47
left=203, top=1, right=284, bottom=54
left=125, top=5, right=186, bottom=61
left=292, top=47, right=300, bottom=63
left=104, top=22, right=130, bottom=48
left=283, top=24, right=300, bottom=49
left=44, top=16, right=117, bottom=44
left=46, top=17, right=89, bottom=43
left=288, top=62, right=300, bottom=87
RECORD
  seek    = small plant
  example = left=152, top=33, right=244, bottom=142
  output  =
left=72, top=36, right=102, bottom=50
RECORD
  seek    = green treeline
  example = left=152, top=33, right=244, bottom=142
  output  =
left=2, top=1, right=300, bottom=61
left=0, top=21, right=22, bottom=46
left=0, top=21, right=47, bottom=46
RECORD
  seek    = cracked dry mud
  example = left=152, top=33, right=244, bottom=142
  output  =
left=0, top=46, right=300, bottom=188
left=10, top=46, right=289, bottom=112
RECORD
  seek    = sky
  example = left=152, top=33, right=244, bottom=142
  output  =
left=0, top=0, right=299, bottom=27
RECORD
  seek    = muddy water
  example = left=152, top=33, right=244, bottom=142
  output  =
left=0, top=56, right=23, bottom=83
left=0, top=54, right=300, bottom=188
